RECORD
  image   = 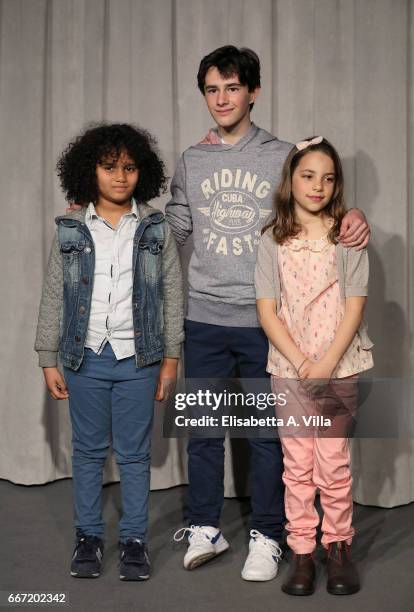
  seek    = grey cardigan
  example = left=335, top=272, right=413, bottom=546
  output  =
left=254, top=228, right=373, bottom=350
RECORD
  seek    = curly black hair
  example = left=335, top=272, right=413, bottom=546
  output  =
left=56, top=123, right=168, bottom=205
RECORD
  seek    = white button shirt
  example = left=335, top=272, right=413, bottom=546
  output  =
left=84, top=201, right=138, bottom=359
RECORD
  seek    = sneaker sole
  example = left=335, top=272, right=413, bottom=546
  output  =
left=120, top=574, right=150, bottom=581
left=241, top=571, right=278, bottom=582
left=70, top=571, right=100, bottom=579
left=185, top=541, right=230, bottom=570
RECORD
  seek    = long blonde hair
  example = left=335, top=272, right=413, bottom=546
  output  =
left=263, top=137, right=347, bottom=244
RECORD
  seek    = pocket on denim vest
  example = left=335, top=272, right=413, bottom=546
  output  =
left=60, top=241, right=85, bottom=284
left=139, top=239, right=164, bottom=281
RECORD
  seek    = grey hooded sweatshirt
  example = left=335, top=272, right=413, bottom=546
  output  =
left=165, top=123, right=293, bottom=327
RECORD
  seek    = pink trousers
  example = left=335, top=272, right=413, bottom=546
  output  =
left=272, top=376, right=357, bottom=554
left=281, top=435, right=354, bottom=553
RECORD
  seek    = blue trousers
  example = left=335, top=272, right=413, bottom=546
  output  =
left=64, top=344, right=160, bottom=542
left=184, top=320, right=285, bottom=541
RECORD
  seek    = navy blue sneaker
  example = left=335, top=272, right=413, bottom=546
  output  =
left=70, top=532, right=104, bottom=578
left=119, top=538, right=150, bottom=581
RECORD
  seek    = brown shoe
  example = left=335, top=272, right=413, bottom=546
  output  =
left=281, top=552, right=315, bottom=596
left=326, top=541, right=360, bottom=595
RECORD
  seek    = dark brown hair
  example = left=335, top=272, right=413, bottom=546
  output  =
left=197, top=45, right=260, bottom=110
left=263, top=137, right=347, bottom=244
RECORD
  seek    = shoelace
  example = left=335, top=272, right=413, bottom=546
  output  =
left=249, top=529, right=282, bottom=562
left=173, top=525, right=214, bottom=544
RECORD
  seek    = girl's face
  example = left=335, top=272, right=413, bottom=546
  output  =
left=291, top=151, right=335, bottom=217
left=96, top=149, right=139, bottom=206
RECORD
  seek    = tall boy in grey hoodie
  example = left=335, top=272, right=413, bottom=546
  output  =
left=168, top=45, right=370, bottom=581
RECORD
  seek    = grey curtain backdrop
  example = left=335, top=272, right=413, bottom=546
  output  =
left=0, top=0, right=413, bottom=507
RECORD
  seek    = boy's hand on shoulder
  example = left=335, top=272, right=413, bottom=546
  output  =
left=43, top=367, right=69, bottom=400
left=155, top=358, right=179, bottom=401
left=338, top=208, right=370, bottom=250
left=66, top=201, right=82, bottom=213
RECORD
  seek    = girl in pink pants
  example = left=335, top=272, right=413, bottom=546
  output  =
left=255, top=137, right=373, bottom=596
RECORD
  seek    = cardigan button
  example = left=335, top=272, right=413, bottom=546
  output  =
left=135, top=330, right=141, bottom=337
left=81, top=276, right=89, bottom=285
left=79, top=306, right=86, bottom=314
left=75, top=335, right=81, bottom=343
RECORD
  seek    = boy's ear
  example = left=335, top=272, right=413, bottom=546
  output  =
left=249, top=86, right=261, bottom=105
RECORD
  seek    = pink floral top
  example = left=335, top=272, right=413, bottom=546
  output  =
left=267, top=235, right=374, bottom=378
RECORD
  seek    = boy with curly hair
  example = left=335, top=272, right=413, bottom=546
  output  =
left=35, top=123, right=184, bottom=581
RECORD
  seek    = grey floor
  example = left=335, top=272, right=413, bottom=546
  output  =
left=0, top=479, right=413, bottom=612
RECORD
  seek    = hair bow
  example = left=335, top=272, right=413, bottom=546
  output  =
left=295, top=136, right=323, bottom=151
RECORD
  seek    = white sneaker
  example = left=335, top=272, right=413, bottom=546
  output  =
left=241, top=529, right=282, bottom=581
left=173, top=525, right=229, bottom=570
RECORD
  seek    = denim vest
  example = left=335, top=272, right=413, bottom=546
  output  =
left=57, top=210, right=165, bottom=370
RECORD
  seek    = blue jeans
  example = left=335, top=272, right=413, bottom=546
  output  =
left=184, top=320, right=285, bottom=541
left=64, top=344, right=160, bottom=542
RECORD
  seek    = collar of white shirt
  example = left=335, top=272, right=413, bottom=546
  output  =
left=85, top=199, right=139, bottom=222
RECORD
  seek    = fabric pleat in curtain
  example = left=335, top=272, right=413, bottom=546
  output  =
left=0, top=0, right=412, bottom=507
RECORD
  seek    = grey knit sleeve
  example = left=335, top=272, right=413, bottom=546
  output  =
left=165, top=154, right=193, bottom=246
left=344, top=247, right=369, bottom=297
left=255, top=232, right=277, bottom=299
left=34, top=231, right=63, bottom=367
left=162, top=222, right=185, bottom=358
